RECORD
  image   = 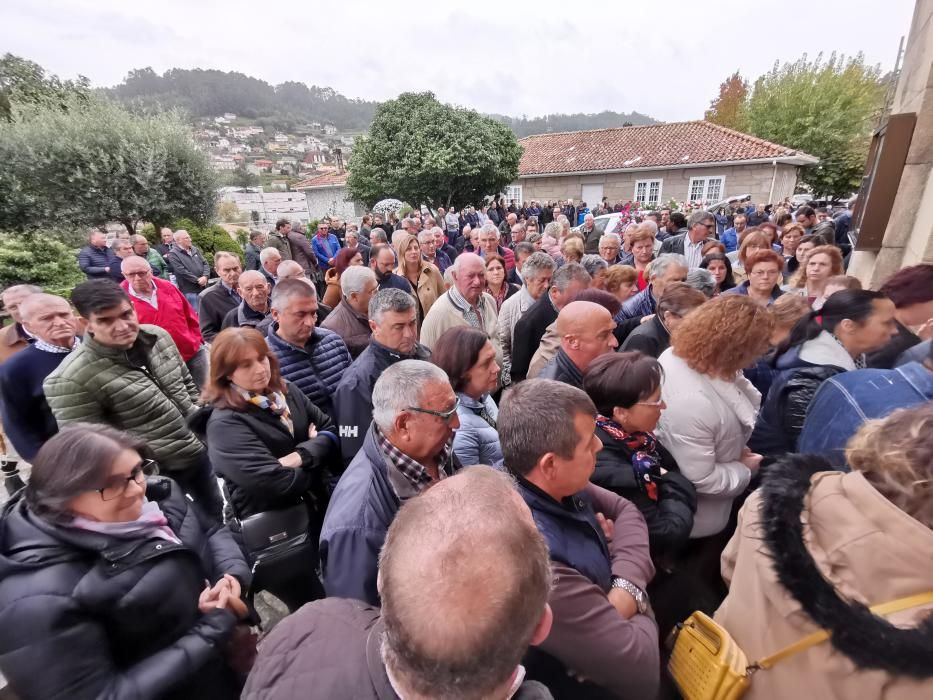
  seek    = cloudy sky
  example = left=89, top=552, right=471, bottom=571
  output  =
left=3, top=0, right=916, bottom=122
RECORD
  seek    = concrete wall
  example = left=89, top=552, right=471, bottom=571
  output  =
left=303, top=186, right=364, bottom=221
left=852, top=0, right=933, bottom=285
left=517, top=163, right=798, bottom=206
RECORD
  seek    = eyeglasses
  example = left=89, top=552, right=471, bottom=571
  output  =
left=749, top=269, right=780, bottom=277
left=635, top=398, right=665, bottom=407
left=123, top=270, right=151, bottom=278
left=406, top=397, right=460, bottom=422
left=96, top=459, right=156, bottom=501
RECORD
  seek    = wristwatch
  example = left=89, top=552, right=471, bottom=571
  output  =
left=611, top=577, right=648, bottom=615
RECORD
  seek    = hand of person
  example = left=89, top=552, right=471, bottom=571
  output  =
left=595, top=512, right=613, bottom=543
left=198, top=581, right=221, bottom=614
left=328, top=258, right=335, bottom=266
left=740, top=447, right=763, bottom=474
left=278, top=452, right=302, bottom=469
left=608, top=587, right=638, bottom=620
left=308, top=423, right=317, bottom=440
left=916, top=318, right=933, bottom=341
left=197, top=276, right=208, bottom=286
left=221, top=574, right=249, bottom=619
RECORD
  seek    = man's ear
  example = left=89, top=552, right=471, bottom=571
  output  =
left=368, top=319, right=378, bottom=333
left=529, top=603, right=553, bottom=647
left=270, top=308, right=281, bottom=323
left=536, top=453, right=557, bottom=482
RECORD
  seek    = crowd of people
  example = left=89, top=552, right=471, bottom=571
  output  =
left=0, top=194, right=930, bottom=700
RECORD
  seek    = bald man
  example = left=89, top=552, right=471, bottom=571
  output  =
left=0, top=293, right=79, bottom=460
left=221, top=270, right=273, bottom=333
left=276, top=259, right=306, bottom=281
left=538, top=301, right=618, bottom=389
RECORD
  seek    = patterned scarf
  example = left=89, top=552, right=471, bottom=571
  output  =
left=236, top=385, right=294, bottom=436
left=596, top=415, right=659, bottom=501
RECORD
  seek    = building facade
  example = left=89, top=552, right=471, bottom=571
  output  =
left=294, top=172, right=364, bottom=221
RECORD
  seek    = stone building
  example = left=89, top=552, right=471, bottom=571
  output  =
left=510, top=121, right=817, bottom=209
left=294, top=172, right=364, bottom=221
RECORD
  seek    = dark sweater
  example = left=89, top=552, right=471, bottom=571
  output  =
left=0, top=344, right=70, bottom=459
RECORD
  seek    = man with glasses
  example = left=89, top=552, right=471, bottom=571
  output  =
left=121, top=255, right=207, bottom=389
left=311, top=220, right=341, bottom=272
left=660, top=210, right=716, bottom=268
left=320, top=359, right=462, bottom=605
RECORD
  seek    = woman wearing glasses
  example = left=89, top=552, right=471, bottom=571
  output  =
left=0, top=423, right=250, bottom=699
left=722, top=249, right=786, bottom=306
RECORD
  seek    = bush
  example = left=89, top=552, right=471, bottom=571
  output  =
left=0, top=230, right=84, bottom=297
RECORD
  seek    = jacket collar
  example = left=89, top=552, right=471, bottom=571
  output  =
left=759, top=455, right=933, bottom=675
left=368, top=338, right=430, bottom=363
left=554, top=348, right=584, bottom=388
left=797, top=330, right=857, bottom=371
left=83, top=326, right=158, bottom=361
left=338, top=298, right=370, bottom=325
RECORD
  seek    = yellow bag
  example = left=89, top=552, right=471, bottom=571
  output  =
left=668, top=591, right=933, bottom=700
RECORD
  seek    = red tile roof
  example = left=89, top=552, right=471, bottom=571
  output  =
left=518, top=121, right=817, bottom=176
left=293, top=171, right=349, bottom=190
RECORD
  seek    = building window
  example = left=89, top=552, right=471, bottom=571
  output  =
left=503, top=185, right=522, bottom=204
left=634, top=179, right=663, bottom=206
left=688, top=176, right=726, bottom=204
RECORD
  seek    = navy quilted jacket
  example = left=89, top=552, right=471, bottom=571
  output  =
left=266, top=324, right=351, bottom=420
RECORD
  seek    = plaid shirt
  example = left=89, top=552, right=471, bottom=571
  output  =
left=374, top=425, right=457, bottom=500
left=447, top=286, right=485, bottom=330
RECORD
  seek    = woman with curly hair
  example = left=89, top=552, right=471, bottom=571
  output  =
left=657, top=296, right=773, bottom=539
left=715, top=403, right=933, bottom=700
left=783, top=244, right=844, bottom=309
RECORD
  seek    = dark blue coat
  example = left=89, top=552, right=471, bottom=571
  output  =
left=0, top=345, right=69, bottom=460
left=77, top=244, right=116, bottom=279
left=266, top=324, right=351, bottom=421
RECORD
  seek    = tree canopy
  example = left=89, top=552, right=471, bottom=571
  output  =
left=704, top=71, right=748, bottom=131
left=0, top=53, right=90, bottom=122
left=346, top=93, right=522, bottom=210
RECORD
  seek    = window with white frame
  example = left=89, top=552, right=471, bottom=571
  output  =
left=503, top=185, right=523, bottom=205
left=688, top=176, right=725, bottom=204
left=634, top=179, right=663, bottom=206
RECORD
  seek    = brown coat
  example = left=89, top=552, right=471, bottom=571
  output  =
left=527, top=321, right=560, bottom=379
left=0, top=323, right=29, bottom=364
left=321, top=299, right=372, bottom=359
left=715, top=459, right=933, bottom=700
left=395, top=262, right=445, bottom=322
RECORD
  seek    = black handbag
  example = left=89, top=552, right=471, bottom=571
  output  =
left=237, top=501, right=315, bottom=585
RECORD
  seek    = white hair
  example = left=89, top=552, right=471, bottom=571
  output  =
left=260, top=247, right=282, bottom=263
left=480, top=223, right=499, bottom=239
left=599, top=234, right=621, bottom=247
left=341, top=265, right=377, bottom=297
left=649, top=254, right=688, bottom=279
left=172, top=229, right=189, bottom=242
left=372, top=360, right=450, bottom=433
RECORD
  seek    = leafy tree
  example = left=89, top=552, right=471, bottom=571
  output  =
left=744, top=53, right=885, bottom=197
left=217, top=201, right=244, bottom=223
left=705, top=71, right=748, bottom=130
left=0, top=98, right=217, bottom=235
left=347, top=92, right=521, bottom=210
left=0, top=53, right=90, bottom=122
left=0, top=230, right=84, bottom=296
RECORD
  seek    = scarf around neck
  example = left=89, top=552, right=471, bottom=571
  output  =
left=69, top=498, right=181, bottom=544
left=235, top=385, right=294, bottom=435
left=596, top=415, right=659, bottom=501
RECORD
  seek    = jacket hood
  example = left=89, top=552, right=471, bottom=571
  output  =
left=775, top=331, right=854, bottom=372
left=759, top=455, right=933, bottom=676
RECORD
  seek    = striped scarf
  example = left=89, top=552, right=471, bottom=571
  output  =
left=236, top=386, right=294, bottom=436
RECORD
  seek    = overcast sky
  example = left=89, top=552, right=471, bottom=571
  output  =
left=3, top=0, right=916, bottom=122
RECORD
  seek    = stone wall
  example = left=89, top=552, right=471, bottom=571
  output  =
left=517, top=163, right=798, bottom=206
left=303, top=186, right=364, bottom=222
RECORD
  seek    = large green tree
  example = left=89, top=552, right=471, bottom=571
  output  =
left=347, top=92, right=522, bottom=210
left=0, top=97, right=217, bottom=235
left=0, top=53, right=90, bottom=122
left=704, top=71, right=748, bottom=130
left=743, top=53, right=886, bottom=197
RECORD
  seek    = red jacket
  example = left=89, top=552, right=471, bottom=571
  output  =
left=121, top=277, right=203, bottom=361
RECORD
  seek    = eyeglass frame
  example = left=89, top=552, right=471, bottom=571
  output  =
left=96, top=458, right=156, bottom=501
left=406, top=397, right=461, bottom=421
left=635, top=397, right=665, bottom=407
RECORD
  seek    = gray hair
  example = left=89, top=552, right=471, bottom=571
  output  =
left=270, top=277, right=316, bottom=310
left=369, top=287, right=416, bottom=323
left=371, top=227, right=389, bottom=244
left=686, top=268, right=716, bottom=298
left=276, top=260, right=305, bottom=280
left=345, top=230, right=359, bottom=243
left=429, top=226, right=444, bottom=237
left=641, top=219, right=659, bottom=235
left=417, top=229, right=434, bottom=243
left=648, top=254, right=688, bottom=280
left=341, top=265, right=377, bottom=297
left=2, top=284, right=41, bottom=301
left=260, top=247, right=282, bottom=263
left=581, top=254, right=609, bottom=277
left=499, top=379, right=597, bottom=476
left=688, top=209, right=715, bottom=228
left=521, top=251, right=556, bottom=280
left=130, top=234, right=148, bottom=246
left=480, top=222, right=499, bottom=239
left=372, top=360, right=450, bottom=433
left=598, top=233, right=621, bottom=247
left=551, top=261, right=591, bottom=292
left=543, top=221, right=561, bottom=239
left=172, top=229, right=190, bottom=243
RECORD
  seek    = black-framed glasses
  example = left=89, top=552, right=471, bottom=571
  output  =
left=406, top=397, right=460, bottom=422
left=96, top=459, right=156, bottom=501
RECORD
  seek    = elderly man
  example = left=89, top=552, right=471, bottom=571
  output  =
left=321, top=360, right=462, bottom=605
left=344, top=230, right=369, bottom=266
left=511, top=222, right=527, bottom=246
left=475, top=223, right=516, bottom=273
left=431, top=226, right=457, bottom=264
left=660, top=210, right=715, bottom=268
left=539, top=301, right=618, bottom=389
left=580, top=213, right=601, bottom=253
left=417, top=229, right=450, bottom=273
left=500, top=379, right=659, bottom=699
left=221, top=270, right=273, bottom=333
left=333, top=289, right=429, bottom=465
left=498, top=212, right=518, bottom=246
left=720, top=213, right=747, bottom=254
left=276, top=260, right=307, bottom=281
left=77, top=229, right=117, bottom=280
left=598, top=234, right=624, bottom=265
left=618, top=254, right=689, bottom=321
left=107, top=239, right=135, bottom=283
left=44, top=280, right=222, bottom=517
left=244, top=229, right=266, bottom=271
left=130, top=235, right=168, bottom=278
left=510, top=262, right=591, bottom=382
left=321, top=265, right=378, bottom=358
left=259, top=246, right=282, bottom=288
left=371, top=243, right=413, bottom=293
left=244, top=466, right=553, bottom=699
left=498, top=252, right=556, bottom=383
left=0, top=284, right=40, bottom=363
left=0, top=293, right=79, bottom=461
left=165, top=230, right=210, bottom=310
left=420, top=253, right=502, bottom=361
left=266, top=279, right=351, bottom=420
left=198, top=252, right=242, bottom=342
left=121, top=255, right=207, bottom=389
left=156, top=227, right=174, bottom=258
left=312, top=221, right=341, bottom=272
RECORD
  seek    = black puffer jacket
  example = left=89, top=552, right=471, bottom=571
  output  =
left=190, top=380, right=340, bottom=519
left=0, top=477, right=249, bottom=700
left=592, top=426, right=696, bottom=558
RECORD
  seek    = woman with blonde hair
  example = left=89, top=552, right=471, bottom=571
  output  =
left=716, top=403, right=933, bottom=700
left=784, top=244, right=844, bottom=309
left=729, top=229, right=773, bottom=285
left=394, top=233, right=446, bottom=325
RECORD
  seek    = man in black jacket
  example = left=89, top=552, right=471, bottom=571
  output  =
left=659, top=210, right=715, bottom=268
left=333, top=288, right=429, bottom=466
left=538, top=301, right=618, bottom=389
left=165, top=230, right=210, bottom=311
left=510, top=263, right=591, bottom=382
left=198, top=252, right=242, bottom=343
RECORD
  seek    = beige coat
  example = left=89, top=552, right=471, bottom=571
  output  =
left=527, top=320, right=560, bottom=378
left=395, top=262, right=445, bottom=323
left=715, top=468, right=933, bottom=700
left=420, top=290, right=502, bottom=365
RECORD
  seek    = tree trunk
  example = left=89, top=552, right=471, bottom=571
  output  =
left=121, top=218, right=135, bottom=236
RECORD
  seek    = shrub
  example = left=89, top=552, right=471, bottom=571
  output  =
left=0, top=230, right=84, bottom=297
